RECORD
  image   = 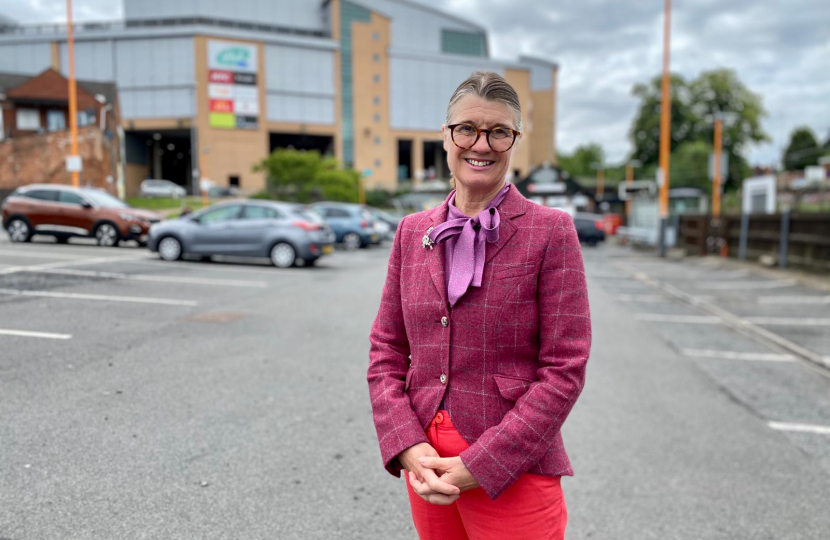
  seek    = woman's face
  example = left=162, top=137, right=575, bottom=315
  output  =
left=443, top=94, right=519, bottom=192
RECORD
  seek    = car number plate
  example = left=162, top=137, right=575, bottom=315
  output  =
left=322, top=245, right=333, bottom=255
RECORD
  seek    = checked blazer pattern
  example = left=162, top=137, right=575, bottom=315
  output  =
left=367, top=185, right=592, bottom=500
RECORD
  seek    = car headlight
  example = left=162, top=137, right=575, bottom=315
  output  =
left=120, top=213, right=140, bottom=222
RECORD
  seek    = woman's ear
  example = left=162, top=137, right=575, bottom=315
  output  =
left=441, top=124, right=450, bottom=153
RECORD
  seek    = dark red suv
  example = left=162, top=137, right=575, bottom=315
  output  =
left=1, top=184, right=162, bottom=246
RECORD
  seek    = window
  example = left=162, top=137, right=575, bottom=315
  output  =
left=242, top=205, right=280, bottom=220
left=374, top=136, right=381, bottom=145
left=229, top=175, right=240, bottom=187
left=374, top=114, right=381, bottom=122
left=47, top=110, right=66, bottom=132
left=58, top=191, right=86, bottom=206
left=199, top=205, right=242, bottom=223
left=372, top=32, right=380, bottom=41
left=77, top=111, right=93, bottom=128
left=441, top=29, right=486, bottom=57
left=373, top=74, right=380, bottom=83
left=373, top=96, right=380, bottom=105
left=24, top=189, right=58, bottom=202
left=16, top=109, right=40, bottom=131
left=323, top=208, right=350, bottom=218
left=374, top=159, right=381, bottom=168
left=372, top=54, right=380, bottom=62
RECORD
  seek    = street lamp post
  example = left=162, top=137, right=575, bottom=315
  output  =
left=591, top=162, right=605, bottom=211
left=66, top=0, right=80, bottom=187
left=658, top=0, right=672, bottom=257
left=625, top=159, right=641, bottom=223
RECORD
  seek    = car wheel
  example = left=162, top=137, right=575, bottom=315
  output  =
left=343, top=232, right=361, bottom=251
left=56, top=236, right=70, bottom=244
left=6, top=218, right=32, bottom=243
left=270, top=242, right=296, bottom=268
left=95, top=222, right=120, bottom=247
left=158, top=236, right=183, bottom=261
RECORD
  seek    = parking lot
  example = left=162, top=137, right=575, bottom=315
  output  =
left=2, top=234, right=829, bottom=539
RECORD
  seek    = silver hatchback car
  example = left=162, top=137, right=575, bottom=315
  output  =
left=147, top=200, right=335, bottom=267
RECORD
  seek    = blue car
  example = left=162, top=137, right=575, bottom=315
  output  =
left=311, top=202, right=381, bottom=250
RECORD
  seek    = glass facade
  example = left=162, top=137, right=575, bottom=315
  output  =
left=441, top=29, right=486, bottom=57
left=339, top=1, right=371, bottom=166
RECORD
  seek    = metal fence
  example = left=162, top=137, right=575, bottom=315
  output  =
left=679, top=213, right=830, bottom=272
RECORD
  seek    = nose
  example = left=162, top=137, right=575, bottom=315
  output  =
left=469, top=131, right=492, bottom=154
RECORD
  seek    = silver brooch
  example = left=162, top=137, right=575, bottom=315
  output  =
left=422, top=227, right=435, bottom=250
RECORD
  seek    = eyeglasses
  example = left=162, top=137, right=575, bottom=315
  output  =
left=447, top=123, right=521, bottom=153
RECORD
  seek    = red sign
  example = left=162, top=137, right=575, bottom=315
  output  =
left=209, top=70, right=234, bottom=84
left=209, top=99, right=234, bottom=113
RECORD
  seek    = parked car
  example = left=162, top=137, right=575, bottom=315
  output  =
left=366, top=207, right=401, bottom=241
left=573, top=213, right=606, bottom=246
left=146, top=200, right=335, bottom=268
left=140, top=179, right=187, bottom=198
left=2, top=184, right=162, bottom=246
left=311, top=202, right=381, bottom=250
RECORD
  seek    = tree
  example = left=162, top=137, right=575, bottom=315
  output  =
left=628, top=68, right=768, bottom=190
left=783, top=127, right=820, bottom=171
left=669, top=140, right=713, bottom=191
left=253, top=148, right=359, bottom=203
left=558, top=143, right=605, bottom=177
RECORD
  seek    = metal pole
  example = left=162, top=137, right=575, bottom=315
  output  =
left=779, top=209, right=790, bottom=269
left=625, top=164, right=633, bottom=222
left=657, top=0, right=672, bottom=257
left=738, top=213, right=749, bottom=261
left=597, top=168, right=604, bottom=200
left=66, top=0, right=79, bottom=187
left=713, top=117, right=723, bottom=217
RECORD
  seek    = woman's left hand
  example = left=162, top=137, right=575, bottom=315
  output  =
left=416, top=456, right=480, bottom=494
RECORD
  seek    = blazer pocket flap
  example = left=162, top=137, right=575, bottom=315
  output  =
left=404, top=368, right=415, bottom=391
left=491, top=264, right=538, bottom=281
left=494, top=375, right=534, bottom=402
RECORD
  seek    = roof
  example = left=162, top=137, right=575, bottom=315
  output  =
left=0, top=72, right=30, bottom=94
left=0, top=69, right=117, bottom=105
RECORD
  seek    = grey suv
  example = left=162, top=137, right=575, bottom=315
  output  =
left=147, top=200, right=335, bottom=267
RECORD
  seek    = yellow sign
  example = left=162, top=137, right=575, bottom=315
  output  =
left=209, top=112, right=235, bottom=129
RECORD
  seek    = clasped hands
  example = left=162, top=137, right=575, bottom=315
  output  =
left=398, top=442, right=480, bottom=505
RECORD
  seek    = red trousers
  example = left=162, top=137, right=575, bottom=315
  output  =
left=406, top=411, right=567, bottom=540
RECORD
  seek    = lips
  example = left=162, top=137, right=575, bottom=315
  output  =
left=465, top=158, right=495, bottom=169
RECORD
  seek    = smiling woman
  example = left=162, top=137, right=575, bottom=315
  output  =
left=368, top=71, right=591, bottom=540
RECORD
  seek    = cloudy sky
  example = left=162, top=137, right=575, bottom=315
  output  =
left=3, top=0, right=828, bottom=166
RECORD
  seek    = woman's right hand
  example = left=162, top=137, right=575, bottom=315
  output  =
left=399, top=443, right=461, bottom=505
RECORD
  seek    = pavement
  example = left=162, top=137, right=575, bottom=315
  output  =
left=0, top=234, right=828, bottom=539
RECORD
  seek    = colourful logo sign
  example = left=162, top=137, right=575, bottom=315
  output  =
left=209, top=113, right=236, bottom=129
left=216, top=47, right=251, bottom=69
left=209, top=70, right=234, bottom=84
left=210, top=99, right=234, bottom=113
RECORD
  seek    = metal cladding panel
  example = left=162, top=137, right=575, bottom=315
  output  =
left=120, top=88, right=195, bottom=118
left=59, top=41, right=114, bottom=82
left=124, top=0, right=325, bottom=32
left=265, top=45, right=334, bottom=95
left=389, top=56, right=503, bottom=131
left=266, top=93, right=334, bottom=124
left=357, top=0, right=485, bottom=55
left=0, top=43, right=51, bottom=75
left=115, top=38, right=194, bottom=89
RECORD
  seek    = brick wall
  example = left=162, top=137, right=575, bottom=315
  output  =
left=0, top=126, right=118, bottom=192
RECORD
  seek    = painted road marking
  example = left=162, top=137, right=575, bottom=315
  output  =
left=24, top=268, right=268, bottom=288
left=768, top=422, right=830, bottom=435
left=680, top=349, right=796, bottom=362
left=747, top=317, right=830, bottom=326
left=0, top=249, right=79, bottom=260
left=618, top=294, right=715, bottom=303
left=635, top=314, right=721, bottom=324
left=758, top=295, right=830, bottom=305
left=0, top=328, right=72, bottom=340
left=0, top=288, right=198, bottom=307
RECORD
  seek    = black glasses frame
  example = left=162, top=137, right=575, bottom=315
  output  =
left=447, top=123, right=521, bottom=153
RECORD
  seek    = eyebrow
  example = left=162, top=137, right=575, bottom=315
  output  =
left=455, top=120, right=512, bottom=130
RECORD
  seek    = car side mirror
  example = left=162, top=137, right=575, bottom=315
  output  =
left=81, top=200, right=93, bottom=209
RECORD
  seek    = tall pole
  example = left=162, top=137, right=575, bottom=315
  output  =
left=712, top=117, right=723, bottom=217
left=625, top=164, right=634, bottom=221
left=657, top=0, right=672, bottom=257
left=66, top=0, right=79, bottom=187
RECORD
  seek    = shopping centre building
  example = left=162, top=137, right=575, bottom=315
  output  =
left=0, top=0, right=559, bottom=196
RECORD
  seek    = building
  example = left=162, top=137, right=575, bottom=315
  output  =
left=0, top=69, right=121, bottom=197
left=0, top=0, right=559, bottom=197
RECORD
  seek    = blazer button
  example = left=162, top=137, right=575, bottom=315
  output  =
left=440, top=374, right=447, bottom=384
left=441, top=316, right=448, bottom=327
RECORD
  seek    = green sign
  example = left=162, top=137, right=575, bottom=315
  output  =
left=209, top=112, right=236, bottom=129
left=216, top=47, right=251, bottom=69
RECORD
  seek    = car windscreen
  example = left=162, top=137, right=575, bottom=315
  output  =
left=293, top=208, right=324, bottom=223
left=81, top=189, right=129, bottom=208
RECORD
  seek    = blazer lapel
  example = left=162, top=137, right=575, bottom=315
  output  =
left=484, top=185, right=527, bottom=265
left=425, top=203, right=449, bottom=306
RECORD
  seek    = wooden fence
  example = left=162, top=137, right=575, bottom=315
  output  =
left=678, top=213, right=830, bottom=272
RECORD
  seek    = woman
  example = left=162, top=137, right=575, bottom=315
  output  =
left=367, top=72, right=591, bottom=540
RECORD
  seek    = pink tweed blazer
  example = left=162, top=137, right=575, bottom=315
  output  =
left=367, top=185, right=591, bottom=500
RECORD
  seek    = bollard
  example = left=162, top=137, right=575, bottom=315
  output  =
left=779, top=209, right=790, bottom=269
left=738, top=213, right=749, bottom=261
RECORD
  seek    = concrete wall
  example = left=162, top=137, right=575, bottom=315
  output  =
left=503, top=68, right=531, bottom=179
left=0, top=42, right=52, bottom=75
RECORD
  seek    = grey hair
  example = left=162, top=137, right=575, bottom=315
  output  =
left=445, top=71, right=522, bottom=132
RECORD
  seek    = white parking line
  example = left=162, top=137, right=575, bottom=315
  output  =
left=0, top=328, right=72, bottom=339
left=0, top=249, right=80, bottom=260
left=680, top=349, right=796, bottom=362
left=635, top=313, right=722, bottom=324
left=768, top=421, right=830, bottom=435
left=24, top=268, right=268, bottom=288
left=104, top=257, right=283, bottom=276
left=0, top=254, right=154, bottom=275
left=695, top=280, right=797, bottom=290
left=0, top=288, right=198, bottom=306
left=747, top=317, right=830, bottom=326
left=617, top=294, right=670, bottom=303
left=758, top=295, right=830, bottom=305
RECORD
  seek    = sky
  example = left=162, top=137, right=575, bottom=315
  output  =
left=2, top=0, right=828, bottom=167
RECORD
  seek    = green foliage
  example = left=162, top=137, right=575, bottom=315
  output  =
left=629, top=68, right=768, bottom=190
left=253, top=149, right=359, bottom=203
left=783, top=127, right=820, bottom=170
left=670, top=140, right=713, bottom=190
left=558, top=143, right=605, bottom=177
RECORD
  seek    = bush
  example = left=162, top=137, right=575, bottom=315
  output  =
left=253, top=148, right=359, bottom=203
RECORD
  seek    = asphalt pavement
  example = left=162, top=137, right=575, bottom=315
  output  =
left=1, top=234, right=828, bottom=539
